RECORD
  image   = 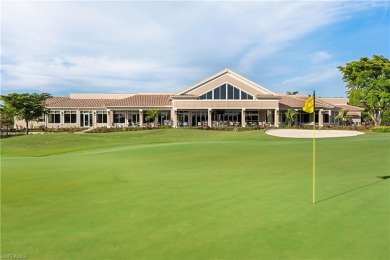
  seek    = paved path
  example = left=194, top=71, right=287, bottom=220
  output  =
left=265, top=129, right=364, bottom=138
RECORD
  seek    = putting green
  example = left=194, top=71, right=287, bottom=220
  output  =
left=1, top=130, right=389, bottom=259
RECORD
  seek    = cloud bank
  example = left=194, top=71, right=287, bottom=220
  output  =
left=1, top=1, right=388, bottom=96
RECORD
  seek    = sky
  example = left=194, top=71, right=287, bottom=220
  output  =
left=1, top=1, right=389, bottom=97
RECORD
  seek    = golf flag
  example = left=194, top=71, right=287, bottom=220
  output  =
left=303, top=91, right=316, bottom=204
left=303, top=96, right=315, bottom=113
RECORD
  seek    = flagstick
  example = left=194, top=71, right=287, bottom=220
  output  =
left=312, top=91, right=316, bottom=205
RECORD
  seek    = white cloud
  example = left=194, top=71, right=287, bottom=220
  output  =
left=0, top=1, right=385, bottom=96
left=276, top=64, right=345, bottom=97
left=311, top=51, right=332, bottom=64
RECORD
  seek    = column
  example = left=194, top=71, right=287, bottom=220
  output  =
left=93, top=111, right=96, bottom=126
left=208, top=108, right=212, bottom=127
left=241, top=109, right=246, bottom=127
left=171, top=109, right=177, bottom=128
left=294, top=109, right=298, bottom=126
left=107, top=110, right=113, bottom=127
left=319, top=109, right=323, bottom=127
left=76, top=110, right=81, bottom=127
left=139, top=109, right=143, bottom=127
left=60, top=110, right=64, bottom=125
left=125, top=111, right=129, bottom=127
left=189, top=110, right=193, bottom=127
left=274, top=109, right=279, bottom=127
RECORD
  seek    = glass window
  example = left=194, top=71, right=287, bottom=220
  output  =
left=113, top=112, right=125, bottom=123
left=227, top=84, right=234, bottom=99
left=214, top=87, right=220, bottom=99
left=64, top=111, right=77, bottom=124
left=96, top=111, right=107, bottom=123
left=48, top=111, right=61, bottom=123
left=200, top=84, right=255, bottom=100
left=221, top=84, right=226, bottom=99
left=233, top=87, right=240, bottom=99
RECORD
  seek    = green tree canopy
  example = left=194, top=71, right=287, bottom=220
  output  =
left=0, top=103, right=17, bottom=136
left=0, top=93, right=52, bottom=134
left=338, top=55, right=390, bottom=126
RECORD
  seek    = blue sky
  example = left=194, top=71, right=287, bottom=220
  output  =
left=1, top=1, right=389, bottom=97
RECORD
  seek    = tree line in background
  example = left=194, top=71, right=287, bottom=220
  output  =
left=1, top=55, right=389, bottom=135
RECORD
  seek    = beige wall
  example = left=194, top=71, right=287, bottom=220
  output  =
left=187, top=74, right=269, bottom=97
left=14, top=119, right=44, bottom=129
left=174, top=100, right=279, bottom=109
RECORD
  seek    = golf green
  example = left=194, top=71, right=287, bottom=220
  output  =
left=1, top=129, right=389, bottom=259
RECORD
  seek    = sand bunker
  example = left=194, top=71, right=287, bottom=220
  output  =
left=265, top=129, right=364, bottom=138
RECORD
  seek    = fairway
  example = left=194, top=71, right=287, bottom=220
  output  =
left=1, top=129, right=389, bottom=259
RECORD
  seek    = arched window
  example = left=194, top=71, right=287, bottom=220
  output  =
left=199, top=83, right=254, bottom=100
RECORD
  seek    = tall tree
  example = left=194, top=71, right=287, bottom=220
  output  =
left=0, top=93, right=52, bottom=135
left=145, top=110, right=159, bottom=127
left=284, top=109, right=297, bottom=127
left=0, top=103, right=17, bottom=137
left=338, top=55, right=390, bottom=126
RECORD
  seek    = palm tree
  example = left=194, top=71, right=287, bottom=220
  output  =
left=335, top=110, right=351, bottom=126
left=286, top=91, right=299, bottom=95
left=145, top=110, right=159, bottom=127
left=284, top=109, right=297, bottom=127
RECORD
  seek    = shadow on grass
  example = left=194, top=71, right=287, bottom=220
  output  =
left=316, top=176, right=390, bottom=204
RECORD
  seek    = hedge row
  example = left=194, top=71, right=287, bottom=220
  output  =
left=371, top=126, right=390, bottom=133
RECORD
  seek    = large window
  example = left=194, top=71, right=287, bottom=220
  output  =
left=64, top=111, right=77, bottom=124
left=48, top=111, right=61, bottom=123
left=191, top=111, right=207, bottom=126
left=96, top=111, right=107, bottom=124
left=245, top=110, right=259, bottom=126
left=199, top=83, right=253, bottom=100
left=113, top=111, right=125, bottom=123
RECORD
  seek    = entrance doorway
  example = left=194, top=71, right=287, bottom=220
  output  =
left=80, top=111, right=93, bottom=127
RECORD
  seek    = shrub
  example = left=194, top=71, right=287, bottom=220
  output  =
left=87, top=126, right=157, bottom=133
left=371, top=126, right=390, bottom=133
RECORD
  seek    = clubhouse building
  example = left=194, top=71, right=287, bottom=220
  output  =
left=25, top=69, right=363, bottom=129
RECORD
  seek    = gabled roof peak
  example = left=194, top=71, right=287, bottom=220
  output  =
left=177, top=68, right=276, bottom=96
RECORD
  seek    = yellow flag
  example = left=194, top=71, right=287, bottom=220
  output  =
left=303, top=96, right=314, bottom=113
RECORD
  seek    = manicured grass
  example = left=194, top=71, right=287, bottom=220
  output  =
left=1, top=129, right=389, bottom=259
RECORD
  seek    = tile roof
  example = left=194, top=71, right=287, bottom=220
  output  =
left=46, top=98, right=120, bottom=108
left=44, top=97, right=69, bottom=106
left=107, top=94, right=172, bottom=107
left=280, top=95, right=334, bottom=109
left=334, top=104, right=364, bottom=111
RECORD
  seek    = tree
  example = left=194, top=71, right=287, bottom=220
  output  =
left=338, top=55, right=390, bottom=126
left=286, top=91, right=299, bottom=95
left=0, top=93, right=52, bottom=135
left=145, top=110, right=159, bottom=127
left=0, top=103, right=17, bottom=137
left=284, top=109, right=297, bottom=127
left=335, top=110, right=351, bottom=126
